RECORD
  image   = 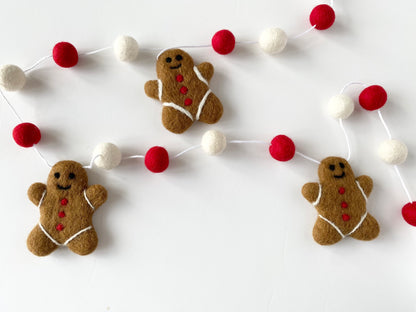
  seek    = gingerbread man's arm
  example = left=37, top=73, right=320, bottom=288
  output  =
left=27, top=183, right=47, bottom=206
left=85, top=185, right=108, bottom=210
left=144, top=80, right=160, bottom=100
left=196, top=62, right=214, bottom=82
left=356, top=175, right=373, bottom=197
left=302, top=182, right=320, bottom=205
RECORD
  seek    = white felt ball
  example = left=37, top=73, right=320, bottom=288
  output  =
left=93, top=142, right=122, bottom=169
left=327, top=94, right=355, bottom=119
left=258, top=28, right=288, bottom=54
left=201, top=130, right=227, bottom=156
left=0, top=64, right=26, bottom=91
left=378, top=139, right=408, bottom=165
left=113, top=35, right=139, bottom=62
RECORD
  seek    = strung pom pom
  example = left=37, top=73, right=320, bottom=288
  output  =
left=258, top=28, right=288, bottom=54
left=0, top=64, right=26, bottom=91
left=13, top=123, right=41, bottom=148
left=359, top=85, right=387, bottom=111
left=92, top=142, right=122, bottom=170
left=53, top=42, right=79, bottom=68
left=212, top=29, right=235, bottom=55
left=113, top=35, right=139, bottom=62
left=145, top=146, right=169, bottom=173
left=377, top=139, right=408, bottom=165
left=269, top=135, right=295, bottom=161
left=201, top=130, right=227, bottom=156
left=402, top=202, right=416, bottom=226
left=309, top=4, right=336, bottom=30
left=327, top=94, right=355, bottom=119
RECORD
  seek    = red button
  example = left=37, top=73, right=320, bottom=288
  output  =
left=61, top=198, right=68, bottom=205
left=58, top=211, right=66, bottom=218
left=180, top=86, right=188, bottom=95
left=184, top=98, right=193, bottom=106
left=342, top=214, right=350, bottom=221
left=341, top=202, right=348, bottom=208
left=339, top=187, right=345, bottom=194
left=56, top=223, right=64, bottom=231
left=176, top=74, right=184, bottom=82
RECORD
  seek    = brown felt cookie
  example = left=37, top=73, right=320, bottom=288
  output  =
left=27, top=160, right=107, bottom=256
left=302, top=156, right=379, bottom=245
left=145, top=49, right=223, bottom=134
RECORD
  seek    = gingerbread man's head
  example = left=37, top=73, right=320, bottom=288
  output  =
left=47, top=160, right=88, bottom=194
left=156, top=49, right=194, bottom=80
left=318, top=157, right=356, bottom=184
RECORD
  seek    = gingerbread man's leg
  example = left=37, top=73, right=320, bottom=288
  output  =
left=349, top=213, right=380, bottom=241
left=66, top=228, right=98, bottom=256
left=162, top=106, right=194, bottom=134
left=312, top=218, right=343, bottom=245
left=197, top=93, right=223, bottom=124
left=27, top=225, right=58, bottom=256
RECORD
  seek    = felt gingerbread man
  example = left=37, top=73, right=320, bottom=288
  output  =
left=26, top=160, right=107, bottom=256
left=302, top=156, right=380, bottom=245
left=145, top=48, right=223, bottom=134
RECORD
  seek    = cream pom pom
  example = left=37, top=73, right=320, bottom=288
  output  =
left=378, top=139, right=408, bottom=165
left=327, top=94, right=355, bottom=119
left=0, top=64, right=26, bottom=91
left=113, top=35, right=139, bottom=62
left=258, top=28, right=288, bottom=54
left=93, top=142, right=122, bottom=169
left=201, top=130, right=227, bottom=156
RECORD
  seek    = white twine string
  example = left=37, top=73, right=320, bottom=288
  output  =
left=295, top=151, right=320, bottom=164
left=0, top=89, right=23, bottom=122
left=291, top=25, right=317, bottom=39
left=377, top=109, right=392, bottom=139
left=394, top=165, right=413, bottom=202
left=338, top=119, right=351, bottom=160
left=339, top=81, right=366, bottom=94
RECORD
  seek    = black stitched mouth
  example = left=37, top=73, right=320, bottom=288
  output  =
left=57, top=184, right=71, bottom=190
left=334, top=172, right=345, bottom=179
left=170, top=64, right=182, bottom=69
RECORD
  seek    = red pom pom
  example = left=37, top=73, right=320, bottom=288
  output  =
left=309, top=4, right=336, bottom=30
left=13, top=122, right=41, bottom=148
left=402, top=202, right=416, bottom=226
left=53, top=42, right=79, bottom=68
left=212, top=29, right=235, bottom=55
left=145, top=146, right=169, bottom=173
left=359, top=85, right=387, bottom=111
left=269, top=135, right=296, bottom=161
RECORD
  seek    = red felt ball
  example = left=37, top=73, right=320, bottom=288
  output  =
left=309, top=4, right=336, bottom=30
left=53, top=42, right=79, bottom=68
left=269, top=135, right=296, bottom=161
left=13, top=122, right=41, bottom=148
left=402, top=202, right=416, bottom=226
left=145, top=146, right=169, bottom=173
left=211, top=29, right=235, bottom=55
left=359, top=85, right=387, bottom=111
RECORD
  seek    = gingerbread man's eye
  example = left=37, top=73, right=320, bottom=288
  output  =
left=329, top=165, right=335, bottom=171
left=54, top=172, right=60, bottom=179
left=68, top=173, right=75, bottom=179
left=339, top=162, right=345, bottom=169
left=165, top=57, right=172, bottom=63
left=175, top=54, right=183, bottom=61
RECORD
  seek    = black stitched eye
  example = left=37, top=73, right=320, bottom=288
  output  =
left=54, top=172, right=60, bottom=179
left=339, top=162, right=345, bottom=169
left=329, top=165, right=335, bottom=171
left=68, top=173, right=75, bottom=179
left=166, top=57, right=172, bottom=63
left=175, top=54, right=183, bottom=61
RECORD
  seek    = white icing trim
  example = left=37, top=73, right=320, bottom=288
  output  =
left=63, top=226, right=93, bottom=246
left=38, top=222, right=62, bottom=246
left=312, top=184, right=322, bottom=206
left=163, top=102, right=194, bottom=121
left=355, top=180, right=368, bottom=202
left=158, top=79, right=163, bottom=101
left=193, top=66, right=209, bottom=85
left=195, top=90, right=212, bottom=121
left=318, top=214, right=346, bottom=238
left=346, top=211, right=368, bottom=236
left=37, top=190, right=46, bottom=209
left=83, top=190, right=95, bottom=211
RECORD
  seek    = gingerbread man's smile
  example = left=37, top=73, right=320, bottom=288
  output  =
left=169, top=64, right=182, bottom=70
left=334, top=172, right=346, bottom=179
left=57, top=184, right=71, bottom=190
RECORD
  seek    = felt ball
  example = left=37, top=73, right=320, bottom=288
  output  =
left=377, top=139, right=408, bottom=165
left=212, top=29, right=235, bottom=55
left=359, top=85, right=387, bottom=111
left=0, top=64, right=26, bottom=91
left=201, top=130, right=227, bottom=156
left=113, top=35, right=139, bottom=62
left=12, top=123, right=41, bottom=148
left=309, top=4, right=336, bottom=30
left=269, top=135, right=295, bottom=161
left=53, top=42, right=79, bottom=68
left=92, top=142, right=122, bottom=170
left=327, top=94, right=355, bottom=119
left=258, top=28, right=288, bottom=54
left=145, top=146, right=169, bottom=173
left=402, top=202, right=416, bottom=226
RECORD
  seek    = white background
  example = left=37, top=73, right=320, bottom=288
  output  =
left=0, top=0, right=415, bottom=311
